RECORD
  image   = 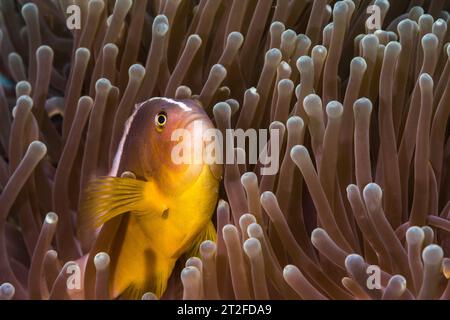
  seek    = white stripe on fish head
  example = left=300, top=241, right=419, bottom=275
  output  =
left=110, top=98, right=193, bottom=176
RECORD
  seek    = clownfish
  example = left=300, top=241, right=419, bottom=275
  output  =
left=80, top=98, right=222, bottom=299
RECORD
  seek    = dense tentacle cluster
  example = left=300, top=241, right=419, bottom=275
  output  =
left=0, top=0, right=450, bottom=300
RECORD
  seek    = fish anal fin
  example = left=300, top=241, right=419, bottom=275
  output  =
left=121, top=283, right=147, bottom=300
left=185, top=221, right=217, bottom=258
left=117, top=255, right=175, bottom=299
left=120, top=267, right=171, bottom=300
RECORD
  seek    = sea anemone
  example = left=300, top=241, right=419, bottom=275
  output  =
left=1, top=0, right=450, bottom=300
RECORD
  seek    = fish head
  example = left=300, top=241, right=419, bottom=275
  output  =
left=114, top=98, right=222, bottom=192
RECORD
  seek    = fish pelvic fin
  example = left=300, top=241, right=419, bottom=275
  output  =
left=78, top=176, right=166, bottom=232
left=185, top=220, right=217, bottom=258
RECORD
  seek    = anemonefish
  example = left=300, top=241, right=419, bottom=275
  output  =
left=80, top=98, right=222, bottom=299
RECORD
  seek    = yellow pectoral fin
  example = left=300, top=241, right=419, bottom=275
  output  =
left=185, top=221, right=217, bottom=258
left=79, top=176, right=167, bottom=231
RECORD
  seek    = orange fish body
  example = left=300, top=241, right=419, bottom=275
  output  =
left=81, top=98, right=221, bottom=299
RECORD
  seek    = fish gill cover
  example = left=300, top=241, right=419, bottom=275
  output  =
left=0, top=0, right=450, bottom=301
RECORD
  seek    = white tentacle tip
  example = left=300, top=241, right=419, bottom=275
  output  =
left=363, top=183, right=382, bottom=198
left=217, top=199, right=229, bottom=211
left=406, top=226, right=425, bottom=245
left=247, top=222, right=263, bottom=239
left=419, top=73, right=433, bottom=89
left=17, top=95, right=33, bottom=109
left=296, top=55, right=313, bottom=71
left=29, top=140, right=48, bottom=157
left=344, top=254, right=364, bottom=269
left=361, top=34, right=379, bottom=48
left=311, top=228, right=327, bottom=244
left=37, top=45, right=54, bottom=59
left=45, top=212, right=58, bottom=225
left=228, top=32, right=244, bottom=47
left=142, top=292, right=158, bottom=300
left=94, top=252, right=111, bottom=271
left=181, top=266, right=201, bottom=284
left=75, top=47, right=91, bottom=60
left=351, top=56, right=367, bottom=72
left=385, top=41, right=402, bottom=55
left=388, top=275, right=407, bottom=292
left=243, top=237, right=261, bottom=258
left=222, top=224, right=238, bottom=239
left=199, top=240, right=216, bottom=258
left=260, top=191, right=276, bottom=205
left=353, top=97, right=373, bottom=113
left=287, top=116, right=304, bottom=132
left=0, top=283, right=15, bottom=300
left=153, top=15, right=169, bottom=36
left=241, top=171, right=257, bottom=187
left=326, top=101, right=343, bottom=119
left=95, top=78, right=112, bottom=93
left=422, top=244, right=444, bottom=266
left=239, top=213, right=256, bottom=226
left=129, top=64, right=146, bottom=80
left=213, top=102, right=232, bottom=120
left=290, top=145, right=309, bottom=164
left=21, top=3, right=38, bottom=17
left=312, top=45, right=327, bottom=58
left=421, top=33, right=438, bottom=49
left=266, top=48, right=282, bottom=64
left=283, top=265, right=301, bottom=283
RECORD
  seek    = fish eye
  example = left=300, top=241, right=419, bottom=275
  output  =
left=155, top=111, right=167, bottom=130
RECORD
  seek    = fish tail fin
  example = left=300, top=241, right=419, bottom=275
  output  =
left=185, top=221, right=217, bottom=258
left=78, top=176, right=149, bottom=232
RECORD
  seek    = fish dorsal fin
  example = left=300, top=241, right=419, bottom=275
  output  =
left=185, top=221, right=217, bottom=258
left=78, top=176, right=167, bottom=232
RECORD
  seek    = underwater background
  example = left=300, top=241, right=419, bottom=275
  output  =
left=0, top=0, right=450, bottom=300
